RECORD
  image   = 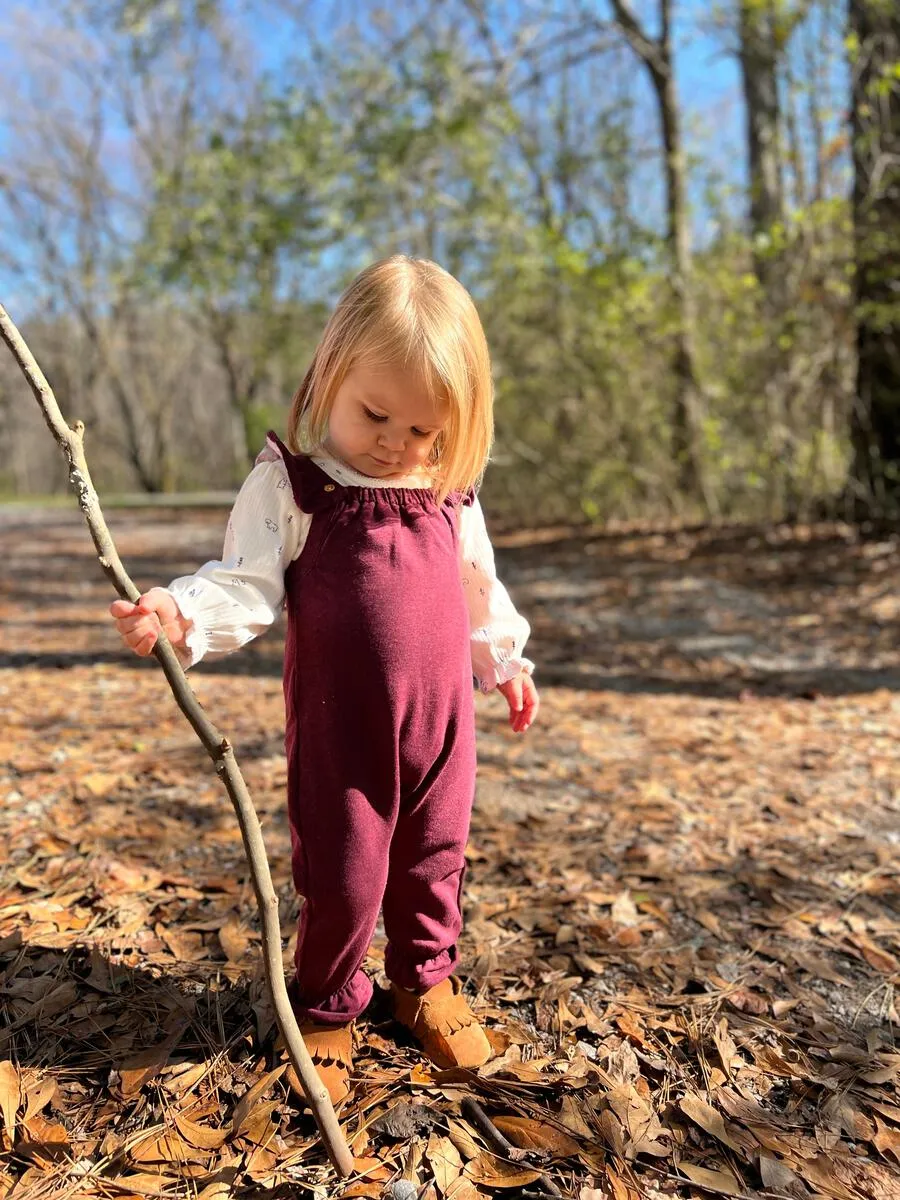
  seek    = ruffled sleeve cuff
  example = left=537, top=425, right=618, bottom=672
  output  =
left=182, top=621, right=207, bottom=668
left=471, top=639, right=535, bottom=694
left=166, top=578, right=222, bottom=668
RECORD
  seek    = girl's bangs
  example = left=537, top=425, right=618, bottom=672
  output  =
left=354, top=324, right=460, bottom=411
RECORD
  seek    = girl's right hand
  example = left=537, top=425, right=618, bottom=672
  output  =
left=109, top=587, right=191, bottom=658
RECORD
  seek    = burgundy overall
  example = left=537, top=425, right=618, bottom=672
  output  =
left=267, top=433, right=476, bottom=1027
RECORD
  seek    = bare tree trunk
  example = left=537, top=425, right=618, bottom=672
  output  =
left=803, top=6, right=826, bottom=205
left=783, top=52, right=808, bottom=212
left=611, top=0, right=713, bottom=511
left=738, top=0, right=785, bottom=284
left=848, top=0, right=900, bottom=515
left=738, top=1, right=792, bottom=514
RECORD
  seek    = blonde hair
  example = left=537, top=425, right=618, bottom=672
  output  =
left=287, top=255, right=494, bottom=501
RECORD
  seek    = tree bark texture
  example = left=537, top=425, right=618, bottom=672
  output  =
left=738, top=0, right=785, bottom=285
left=610, top=0, right=714, bottom=511
left=848, top=0, right=900, bottom=515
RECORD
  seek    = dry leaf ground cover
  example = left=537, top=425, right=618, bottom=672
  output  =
left=1, top=504, right=900, bottom=1200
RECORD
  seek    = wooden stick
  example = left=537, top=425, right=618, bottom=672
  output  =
left=0, top=300, right=354, bottom=1180
left=461, top=1098, right=564, bottom=1198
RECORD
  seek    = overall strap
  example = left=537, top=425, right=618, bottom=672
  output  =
left=263, top=430, right=338, bottom=515
left=449, top=486, right=477, bottom=509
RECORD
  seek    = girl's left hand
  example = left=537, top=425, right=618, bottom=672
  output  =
left=497, top=672, right=539, bottom=733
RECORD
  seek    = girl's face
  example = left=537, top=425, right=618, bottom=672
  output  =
left=325, top=362, right=448, bottom=479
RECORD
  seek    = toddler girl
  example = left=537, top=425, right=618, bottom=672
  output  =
left=110, top=256, right=538, bottom=1104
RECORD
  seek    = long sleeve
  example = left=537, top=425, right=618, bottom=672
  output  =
left=167, top=457, right=311, bottom=667
left=459, top=496, right=534, bottom=693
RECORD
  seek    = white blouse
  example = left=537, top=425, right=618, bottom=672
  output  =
left=167, top=444, right=534, bottom=693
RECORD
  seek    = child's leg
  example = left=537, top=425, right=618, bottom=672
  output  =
left=288, top=772, right=395, bottom=1026
left=380, top=715, right=491, bottom=1068
left=381, top=717, right=477, bottom=992
left=380, top=699, right=490, bottom=1068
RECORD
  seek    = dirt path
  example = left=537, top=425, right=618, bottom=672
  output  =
left=2, top=506, right=899, bottom=1198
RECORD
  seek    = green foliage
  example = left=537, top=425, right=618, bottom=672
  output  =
left=139, top=92, right=335, bottom=300
left=243, top=402, right=286, bottom=461
left=29, top=0, right=862, bottom=519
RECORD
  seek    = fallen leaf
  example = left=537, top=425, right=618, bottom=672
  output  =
left=236, top=1100, right=280, bottom=1147
left=446, top=1119, right=482, bottom=1161
left=791, top=951, right=851, bottom=986
left=230, top=1066, right=285, bottom=1135
left=444, top=1178, right=479, bottom=1200
left=401, top=1137, right=424, bottom=1181
left=21, top=1114, right=68, bottom=1144
left=847, top=933, right=900, bottom=974
left=821, top=1093, right=876, bottom=1141
left=557, top=1095, right=596, bottom=1139
left=218, top=918, right=251, bottom=964
left=22, top=1075, right=57, bottom=1123
left=197, top=1183, right=239, bottom=1200
left=410, top=1063, right=438, bottom=1086
left=129, top=1126, right=211, bottom=1166
left=873, top=1117, right=900, bottom=1164
left=16, top=1114, right=70, bottom=1165
left=613, top=1008, right=649, bottom=1047
left=80, top=772, right=122, bottom=797
left=479, top=1044, right=548, bottom=1082
left=712, top=1020, right=742, bottom=1080
left=678, top=1093, right=744, bottom=1152
left=796, top=1155, right=864, bottom=1200
left=601, top=1084, right=669, bottom=1159
left=464, top=1154, right=542, bottom=1189
left=694, top=909, right=722, bottom=936
left=861, top=1055, right=900, bottom=1085
left=195, top=1165, right=241, bottom=1200
left=611, top=891, right=640, bottom=927
left=679, top=1163, right=743, bottom=1195
left=164, top=1062, right=207, bottom=1096
left=0, top=1062, right=19, bottom=1142
left=173, top=1112, right=228, bottom=1150
left=726, top=987, right=768, bottom=1014
left=118, top=1023, right=187, bottom=1097
left=244, top=1141, right=279, bottom=1181
left=759, top=1154, right=801, bottom=1188
left=348, top=1156, right=392, bottom=1181
left=105, top=1174, right=182, bottom=1195
left=492, top=1115, right=580, bottom=1158
left=607, top=1166, right=641, bottom=1200
left=426, top=1132, right=464, bottom=1194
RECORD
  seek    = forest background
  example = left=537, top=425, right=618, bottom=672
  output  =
left=0, top=0, right=898, bottom=527
left=3, top=6, right=900, bottom=1197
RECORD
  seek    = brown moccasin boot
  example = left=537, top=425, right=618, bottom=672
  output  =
left=390, top=977, right=491, bottom=1069
left=283, top=1021, right=354, bottom=1107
